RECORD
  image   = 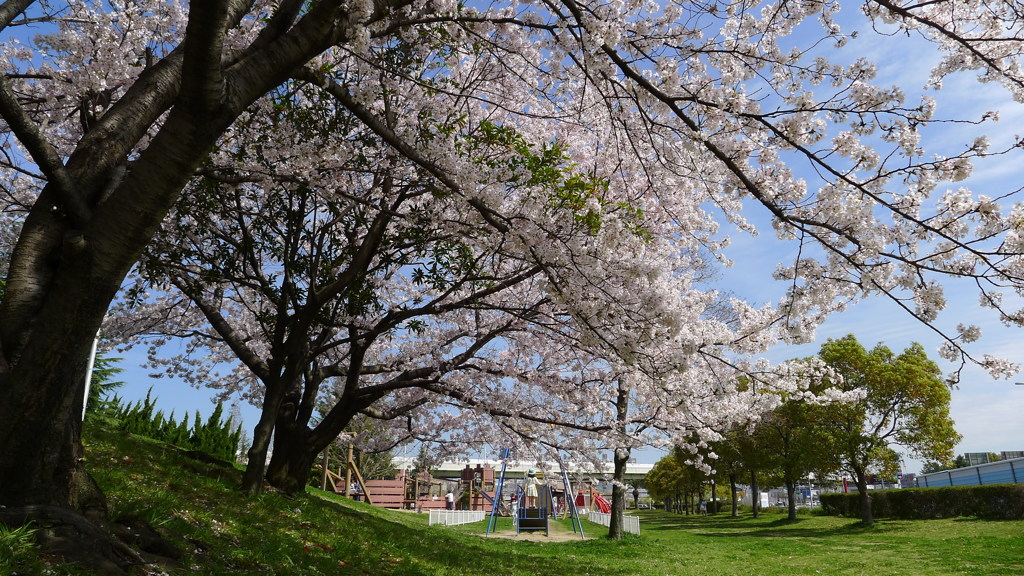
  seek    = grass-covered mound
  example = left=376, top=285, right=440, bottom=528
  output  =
left=3, top=422, right=1023, bottom=575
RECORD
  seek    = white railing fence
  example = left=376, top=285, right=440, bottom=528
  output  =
left=428, top=510, right=487, bottom=526
left=588, top=511, right=640, bottom=535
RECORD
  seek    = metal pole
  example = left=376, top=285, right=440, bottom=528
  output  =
left=345, top=444, right=353, bottom=498
left=81, top=335, right=99, bottom=421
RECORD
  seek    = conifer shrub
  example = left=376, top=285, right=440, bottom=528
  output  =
left=107, top=389, right=242, bottom=462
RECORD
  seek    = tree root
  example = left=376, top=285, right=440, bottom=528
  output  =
left=0, top=505, right=182, bottom=575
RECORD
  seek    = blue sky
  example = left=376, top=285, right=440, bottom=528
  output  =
left=713, top=7, right=1024, bottom=473
left=103, top=5, right=1024, bottom=476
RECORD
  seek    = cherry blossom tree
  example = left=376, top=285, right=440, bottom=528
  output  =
left=106, top=14, right=825, bottom=509
left=1, top=0, right=1022, bottom=563
left=866, top=0, right=1024, bottom=102
left=0, top=2, right=434, bottom=566
left=113, top=85, right=610, bottom=494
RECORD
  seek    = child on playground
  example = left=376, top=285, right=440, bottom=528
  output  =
left=524, top=469, right=540, bottom=507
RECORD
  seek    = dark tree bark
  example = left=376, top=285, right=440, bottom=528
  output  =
left=0, top=0, right=374, bottom=509
left=852, top=463, right=873, bottom=524
left=264, top=427, right=322, bottom=493
left=750, top=469, right=760, bottom=519
left=608, top=446, right=631, bottom=539
left=729, top=472, right=739, bottom=517
left=240, top=371, right=295, bottom=494
left=785, top=479, right=797, bottom=521
left=606, top=380, right=632, bottom=539
left=0, top=3, right=407, bottom=570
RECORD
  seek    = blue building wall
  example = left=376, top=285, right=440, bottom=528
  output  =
left=917, top=457, right=1024, bottom=487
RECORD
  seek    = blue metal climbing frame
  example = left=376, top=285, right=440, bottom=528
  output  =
left=560, top=468, right=585, bottom=539
left=485, top=448, right=512, bottom=535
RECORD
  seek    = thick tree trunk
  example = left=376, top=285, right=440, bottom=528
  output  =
left=750, top=470, right=760, bottom=519
left=608, top=446, right=630, bottom=539
left=607, top=381, right=632, bottom=539
left=260, top=379, right=365, bottom=493
left=729, top=473, right=739, bottom=517
left=240, top=373, right=294, bottom=494
left=241, top=414, right=275, bottom=494
left=786, top=479, right=797, bottom=521
left=0, top=5, right=399, bottom=572
left=853, top=465, right=873, bottom=524
left=0, top=317, right=95, bottom=508
left=0, top=186, right=157, bottom=509
left=265, top=424, right=322, bottom=493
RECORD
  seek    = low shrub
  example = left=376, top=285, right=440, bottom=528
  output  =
left=107, top=389, right=242, bottom=462
left=820, top=484, right=1024, bottom=520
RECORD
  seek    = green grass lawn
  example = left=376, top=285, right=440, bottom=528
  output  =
left=3, top=423, right=1022, bottom=575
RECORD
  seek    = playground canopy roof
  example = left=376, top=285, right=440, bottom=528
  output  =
left=393, top=457, right=653, bottom=481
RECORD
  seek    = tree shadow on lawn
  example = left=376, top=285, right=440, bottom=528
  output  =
left=309, top=494, right=642, bottom=576
left=642, top=513, right=897, bottom=540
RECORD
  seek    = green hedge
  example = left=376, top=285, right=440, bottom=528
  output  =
left=107, top=389, right=242, bottom=463
left=820, top=484, right=1024, bottom=520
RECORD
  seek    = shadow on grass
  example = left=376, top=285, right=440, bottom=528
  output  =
left=308, top=494, right=644, bottom=576
left=638, top=510, right=898, bottom=540
left=86, top=425, right=644, bottom=576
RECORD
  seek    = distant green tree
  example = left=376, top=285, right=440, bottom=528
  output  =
left=737, top=421, right=787, bottom=519
left=646, top=447, right=709, bottom=515
left=411, top=444, right=439, bottom=475
left=708, top=430, right=745, bottom=517
left=646, top=451, right=687, bottom=513
left=759, top=395, right=842, bottom=521
left=818, top=335, right=960, bottom=524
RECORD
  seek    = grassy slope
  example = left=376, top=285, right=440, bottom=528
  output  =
left=4, top=423, right=1023, bottom=575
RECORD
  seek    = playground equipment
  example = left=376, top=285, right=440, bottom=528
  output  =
left=335, top=460, right=497, bottom=512
left=485, top=448, right=512, bottom=536
left=485, top=449, right=585, bottom=539
left=516, top=483, right=552, bottom=535
left=560, top=468, right=585, bottom=538
left=457, top=462, right=497, bottom=511
left=576, top=487, right=612, bottom=514
left=319, top=444, right=374, bottom=505
left=360, top=469, right=448, bottom=510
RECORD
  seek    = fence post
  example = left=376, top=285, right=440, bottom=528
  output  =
left=320, top=450, right=329, bottom=491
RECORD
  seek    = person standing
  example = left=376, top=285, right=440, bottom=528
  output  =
left=524, top=470, right=540, bottom=507
left=445, top=490, right=455, bottom=510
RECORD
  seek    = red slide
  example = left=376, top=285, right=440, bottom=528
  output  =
left=576, top=489, right=612, bottom=513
